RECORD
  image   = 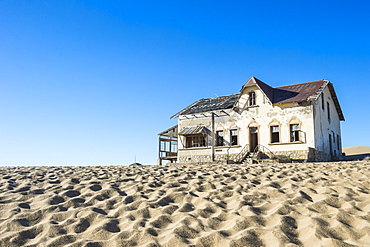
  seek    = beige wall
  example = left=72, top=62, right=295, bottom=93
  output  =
left=177, top=84, right=342, bottom=162
left=313, top=86, right=342, bottom=158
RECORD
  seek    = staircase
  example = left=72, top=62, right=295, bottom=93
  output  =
left=249, top=144, right=275, bottom=162
left=228, top=144, right=276, bottom=164
left=228, top=144, right=250, bottom=164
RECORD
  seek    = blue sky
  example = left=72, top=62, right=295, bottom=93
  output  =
left=0, top=0, right=369, bottom=166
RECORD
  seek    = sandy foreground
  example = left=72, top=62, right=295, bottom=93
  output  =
left=1, top=162, right=370, bottom=247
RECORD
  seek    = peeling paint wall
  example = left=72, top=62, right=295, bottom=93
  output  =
left=177, top=84, right=342, bottom=162
left=313, top=86, right=342, bottom=159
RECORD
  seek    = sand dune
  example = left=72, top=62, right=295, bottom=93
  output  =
left=1, top=162, right=370, bottom=247
left=343, top=146, right=370, bottom=156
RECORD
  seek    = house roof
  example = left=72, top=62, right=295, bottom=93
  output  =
left=170, top=94, right=239, bottom=118
left=158, top=125, right=178, bottom=137
left=178, top=126, right=211, bottom=135
left=240, top=76, right=274, bottom=103
left=273, top=80, right=326, bottom=104
left=172, top=77, right=344, bottom=120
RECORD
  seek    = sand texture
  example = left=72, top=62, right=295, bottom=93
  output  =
left=1, top=162, right=370, bottom=247
left=343, top=147, right=370, bottom=156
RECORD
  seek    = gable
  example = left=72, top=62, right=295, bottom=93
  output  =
left=171, top=77, right=344, bottom=121
left=239, top=76, right=274, bottom=103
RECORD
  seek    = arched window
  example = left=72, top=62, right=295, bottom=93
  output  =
left=288, top=117, right=302, bottom=142
left=268, top=119, right=281, bottom=143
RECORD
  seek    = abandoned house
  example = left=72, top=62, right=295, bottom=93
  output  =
left=158, top=76, right=344, bottom=164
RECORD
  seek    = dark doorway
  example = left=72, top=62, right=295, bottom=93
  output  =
left=249, top=127, right=258, bottom=152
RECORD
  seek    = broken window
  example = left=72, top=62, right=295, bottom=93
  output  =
left=249, top=92, right=256, bottom=106
left=216, top=131, right=224, bottom=146
left=230, top=129, right=238, bottom=146
left=185, top=134, right=207, bottom=148
left=290, top=124, right=300, bottom=142
left=270, top=125, right=280, bottom=143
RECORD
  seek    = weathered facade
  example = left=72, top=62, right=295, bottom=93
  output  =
left=159, top=77, right=344, bottom=164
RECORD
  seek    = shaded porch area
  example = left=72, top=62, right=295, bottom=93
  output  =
left=158, top=125, right=178, bottom=165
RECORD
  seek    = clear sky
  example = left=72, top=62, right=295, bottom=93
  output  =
left=0, top=0, right=369, bottom=166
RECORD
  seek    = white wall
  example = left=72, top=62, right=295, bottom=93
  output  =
left=313, top=86, right=342, bottom=158
left=177, top=84, right=317, bottom=159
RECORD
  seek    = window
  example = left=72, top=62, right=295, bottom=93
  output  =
left=322, top=93, right=325, bottom=110
left=270, top=125, right=280, bottom=143
left=290, top=124, right=300, bottom=142
left=327, top=102, right=331, bottom=123
left=249, top=92, right=256, bottom=106
left=230, top=129, right=238, bottom=146
left=337, top=134, right=340, bottom=150
left=216, top=131, right=224, bottom=146
left=185, top=134, right=207, bottom=148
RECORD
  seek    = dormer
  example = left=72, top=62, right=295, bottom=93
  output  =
left=234, top=76, right=274, bottom=110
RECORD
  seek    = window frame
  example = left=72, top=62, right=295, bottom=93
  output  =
left=215, top=130, right=224, bottom=146
left=185, top=134, right=207, bottom=148
left=337, top=134, right=340, bottom=150
left=290, top=124, right=300, bottom=142
left=322, top=93, right=325, bottom=110
left=270, top=125, right=280, bottom=143
left=230, top=129, right=238, bottom=146
left=249, top=92, right=256, bottom=106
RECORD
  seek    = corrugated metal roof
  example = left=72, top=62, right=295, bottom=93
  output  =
left=171, top=94, right=239, bottom=118
left=172, top=77, right=344, bottom=121
left=273, top=80, right=326, bottom=104
left=158, top=125, right=178, bottom=136
left=178, top=126, right=211, bottom=135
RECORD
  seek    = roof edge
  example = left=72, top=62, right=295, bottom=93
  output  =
left=327, top=82, right=345, bottom=121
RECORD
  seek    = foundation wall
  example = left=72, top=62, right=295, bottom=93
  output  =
left=178, top=148, right=332, bottom=163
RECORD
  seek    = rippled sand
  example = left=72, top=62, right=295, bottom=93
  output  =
left=1, top=161, right=370, bottom=247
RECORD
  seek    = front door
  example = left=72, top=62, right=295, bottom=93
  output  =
left=249, top=127, right=258, bottom=152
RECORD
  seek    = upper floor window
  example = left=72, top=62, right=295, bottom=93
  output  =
left=215, top=131, right=224, bottom=146
left=290, top=124, right=300, bottom=142
left=230, top=129, right=238, bottom=146
left=270, top=125, right=280, bottom=143
left=327, top=102, right=331, bottom=123
left=322, top=93, right=325, bottom=110
left=249, top=92, right=256, bottom=106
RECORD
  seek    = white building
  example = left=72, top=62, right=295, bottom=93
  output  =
left=159, top=76, right=344, bottom=164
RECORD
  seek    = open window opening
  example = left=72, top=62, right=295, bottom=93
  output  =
left=216, top=131, right=224, bottom=146
left=290, top=124, right=300, bottom=142
left=249, top=92, right=256, bottom=106
left=270, top=125, right=280, bottom=143
left=185, top=134, right=207, bottom=148
left=322, top=93, right=325, bottom=110
left=230, top=129, right=238, bottom=146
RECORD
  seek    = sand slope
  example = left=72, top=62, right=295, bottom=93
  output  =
left=343, top=146, right=370, bottom=156
left=1, top=162, right=370, bottom=247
